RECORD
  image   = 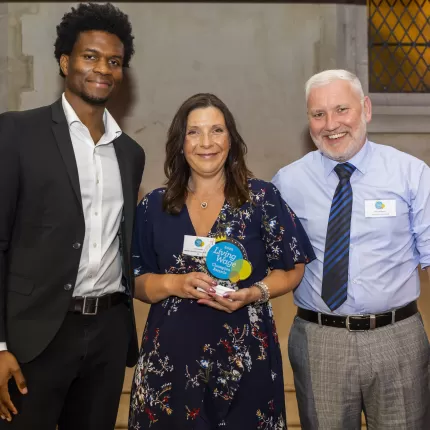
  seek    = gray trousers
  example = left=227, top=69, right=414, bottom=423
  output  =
left=288, top=313, right=430, bottom=430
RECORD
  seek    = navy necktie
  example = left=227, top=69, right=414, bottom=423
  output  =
left=321, top=162, right=356, bottom=311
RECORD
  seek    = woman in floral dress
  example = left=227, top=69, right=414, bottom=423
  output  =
left=129, top=93, right=315, bottom=430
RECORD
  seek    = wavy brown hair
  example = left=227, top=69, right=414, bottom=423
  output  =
left=163, top=93, right=253, bottom=214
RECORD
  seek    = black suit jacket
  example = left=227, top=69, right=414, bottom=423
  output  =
left=0, top=99, right=145, bottom=366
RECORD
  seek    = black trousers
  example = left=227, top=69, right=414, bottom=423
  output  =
left=1, top=301, right=132, bottom=430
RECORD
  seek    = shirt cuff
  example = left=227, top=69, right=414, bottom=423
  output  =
left=0, top=342, right=8, bottom=352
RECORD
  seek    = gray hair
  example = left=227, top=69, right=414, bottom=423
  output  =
left=305, top=69, right=365, bottom=103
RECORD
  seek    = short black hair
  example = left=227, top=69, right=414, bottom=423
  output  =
left=54, top=2, right=135, bottom=77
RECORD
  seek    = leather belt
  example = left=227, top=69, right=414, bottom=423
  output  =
left=68, top=292, right=129, bottom=315
left=297, top=301, right=418, bottom=331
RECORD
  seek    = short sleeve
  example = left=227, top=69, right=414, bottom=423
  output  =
left=410, top=162, right=430, bottom=268
left=132, top=191, right=160, bottom=277
left=260, top=182, right=316, bottom=271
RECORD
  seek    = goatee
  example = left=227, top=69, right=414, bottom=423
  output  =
left=80, top=91, right=109, bottom=106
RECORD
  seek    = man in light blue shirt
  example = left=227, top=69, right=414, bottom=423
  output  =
left=272, top=69, right=430, bottom=430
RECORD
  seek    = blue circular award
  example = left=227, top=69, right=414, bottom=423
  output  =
left=205, top=238, right=252, bottom=282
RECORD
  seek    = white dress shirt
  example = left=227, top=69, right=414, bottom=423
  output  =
left=0, top=95, right=126, bottom=351
left=272, top=140, right=430, bottom=315
left=0, top=93, right=125, bottom=351
left=61, top=93, right=125, bottom=298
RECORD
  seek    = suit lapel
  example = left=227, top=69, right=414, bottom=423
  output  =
left=114, top=136, right=134, bottom=292
left=114, top=135, right=133, bottom=242
left=51, top=99, right=83, bottom=212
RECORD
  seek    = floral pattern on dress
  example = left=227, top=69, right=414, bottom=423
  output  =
left=130, top=327, right=174, bottom=428
left=129, top=179, right=316, bottom=429
left=257, top=401, right=287, bottom=430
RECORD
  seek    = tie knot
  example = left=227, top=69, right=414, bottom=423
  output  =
left=334, top=163, right=356, bottom=180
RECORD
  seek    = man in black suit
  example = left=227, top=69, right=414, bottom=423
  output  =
left=0, top=3, right=145, bottom=429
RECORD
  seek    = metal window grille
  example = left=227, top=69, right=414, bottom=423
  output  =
left=368, top=0, right=430, bottom=93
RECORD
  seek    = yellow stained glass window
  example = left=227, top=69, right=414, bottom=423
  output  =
left=368, top=0, right=430, bottom=92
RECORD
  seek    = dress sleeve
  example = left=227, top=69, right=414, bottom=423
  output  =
left=132, top=192, right=160, bottom=277
left=260, top=182, right=316, bottom=271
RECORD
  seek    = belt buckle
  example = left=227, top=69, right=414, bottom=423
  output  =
left=82, top=296, right=99, bottom=315
left=346, top=314, right=366, bottom=332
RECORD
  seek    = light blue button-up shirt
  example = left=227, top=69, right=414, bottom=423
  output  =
left=272, top=140, right=430, bottom=315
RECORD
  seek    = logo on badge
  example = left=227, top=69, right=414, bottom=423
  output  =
left=194, top=238, right=205, bottom=247
left=375, top=201, right=385, bottom=209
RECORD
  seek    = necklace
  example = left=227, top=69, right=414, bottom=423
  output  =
left=187, top=182, right=224, bottom=209
left=189, top=191, right=210, bottom=209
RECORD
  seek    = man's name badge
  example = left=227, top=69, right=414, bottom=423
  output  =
left=364, top=199, right=396, bottom=218
left=205, top=238, right=252, bottom=283
left=183, top=235, right=216, bottom=257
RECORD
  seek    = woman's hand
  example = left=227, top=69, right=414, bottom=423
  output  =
left=136, top=267, right=303, bottom=306
left=196, top=266, right=305, bottom=312
left=197, top=286, right=261, bottom=313
left=167, top=272, right=218, bottom=300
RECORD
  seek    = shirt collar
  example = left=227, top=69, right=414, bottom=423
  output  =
left=321, top=138, right=372, bottom=179
left=61, top=92, right=122, bottom=142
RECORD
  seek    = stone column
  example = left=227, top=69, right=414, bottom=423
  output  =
left=0, top=3, right=8, bottom=113
left=6, top=3, right=37, bottom=111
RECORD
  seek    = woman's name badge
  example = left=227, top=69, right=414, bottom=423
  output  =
left=205, top=238, right=253, bottom=283
left=183, top=235, right=216, bottom=257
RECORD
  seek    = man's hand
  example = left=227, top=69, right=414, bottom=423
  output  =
left=0, top=351, right=27, bottom=421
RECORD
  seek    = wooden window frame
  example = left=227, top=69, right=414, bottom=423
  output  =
left=336, top=4, right=430, bottom=133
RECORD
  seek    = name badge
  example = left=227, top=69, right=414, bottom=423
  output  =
left=364, top=199, right=396, bottom=218
left=182, top=235, right=216, bottom=257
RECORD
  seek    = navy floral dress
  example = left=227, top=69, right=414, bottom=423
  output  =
left=129, top=179, right=315, bottom=430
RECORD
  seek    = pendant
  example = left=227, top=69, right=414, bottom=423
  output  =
left=201, top=202, right=208, bottom=209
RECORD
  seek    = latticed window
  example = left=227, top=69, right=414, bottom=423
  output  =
left=368, top=0, right=430, bottom=93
